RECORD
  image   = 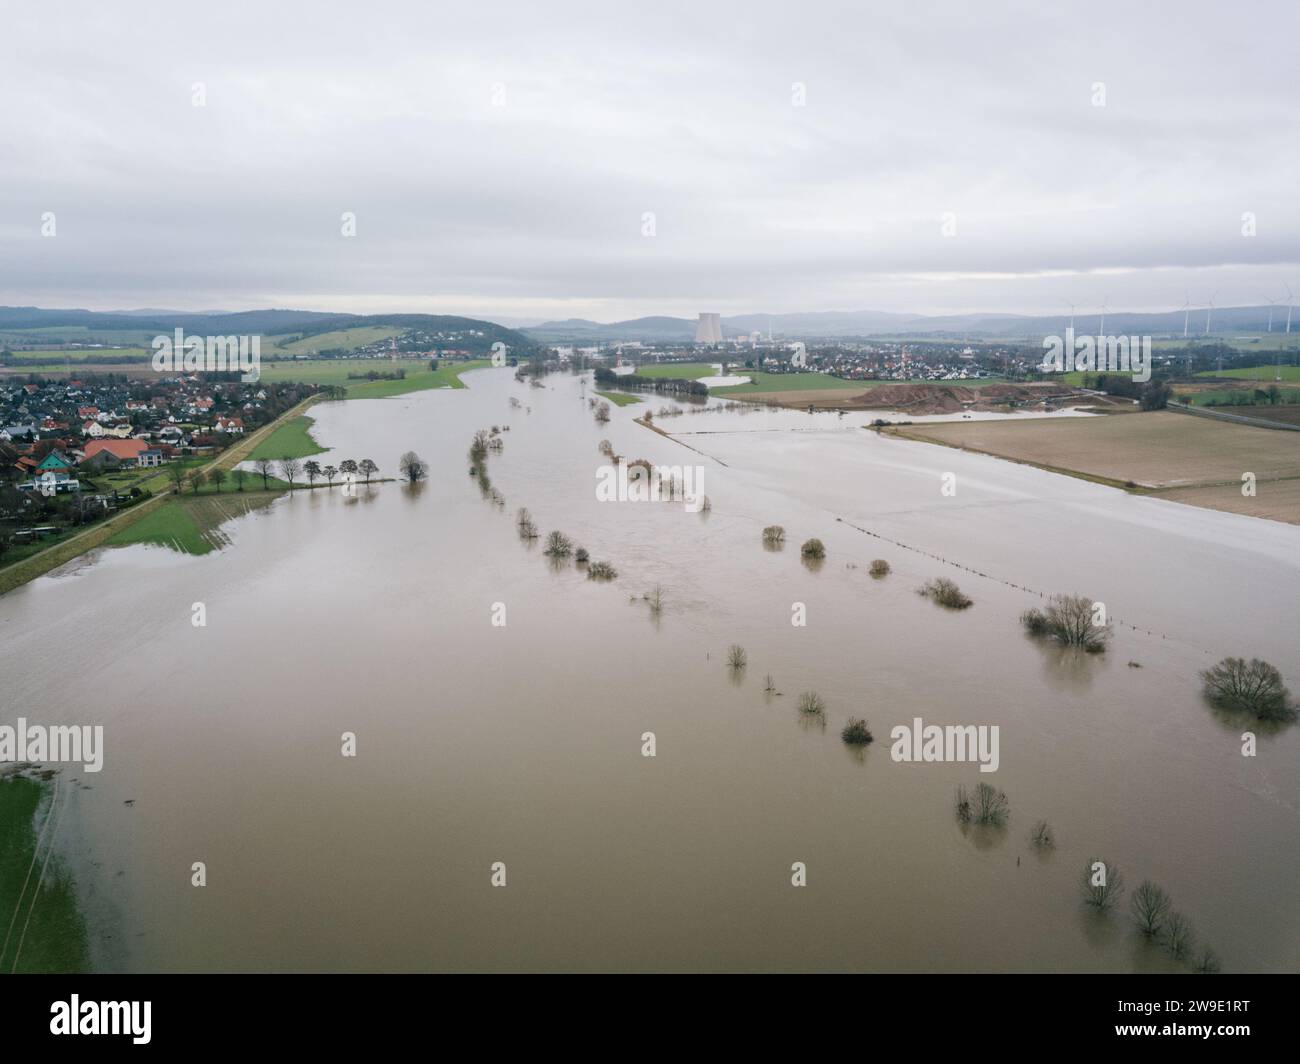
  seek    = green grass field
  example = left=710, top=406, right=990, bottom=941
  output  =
left=1197, top=365, right=1300, bottom=382
left=593, top=390, right=642, bottom=406
left=246, top=415, right=327, bottom=460
left=256, top=358, right=487, bottom=397
left=633, top=362, right=721, bottom=380
left=0, top=777, right=90, bottom=972
left=267, top=326, right=404, bottom=356
left=107, top=492, right=279, bottom=555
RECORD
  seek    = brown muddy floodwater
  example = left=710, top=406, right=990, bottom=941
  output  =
left=1, top=367, right=1297, bottom=972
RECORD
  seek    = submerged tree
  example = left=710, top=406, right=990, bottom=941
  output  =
left=544, top=530, right=574, bottom=557
left=869, top=559, right=890, bottom=577
left=399, top=451, right=428, bottom=483
left=1081, top=858, right=1124, bottom=911
left=1021, top=594, right=1110, bottom=652
left=970, top=781, right=1009, bottom=825
left=762, top=525, right=785, bottom=547
left=1162, top=911, right=1196, bottom=960
left=1131, top=880, right=1172, bottom=937
left=726, top=644, right=747, bottom=669
left=1200, top=657, right=1295, bottom=721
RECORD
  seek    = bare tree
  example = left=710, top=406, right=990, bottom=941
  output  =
left=1131, top=881, right=1171, bottom=936
left=323, top=464, right=337, bottom=488
left=279, top=457, right=301, bottom=489
left=1022, top=594, right=1110, bottom=652
left=304, top=460, right=321, bottom=486
left=1162, top=911, right=1196, bottom=959
left=232, top=468, right=246, bottom=492
left=727, top=644, right=747, bottom=669
left=359, top=458, right=378, bottom=484
left=255, top=458, right=274, bottom=490
left=970, top=782, right=1009, bottom=825
left=209, top=467, right=227, bottom=493
left=1081, top=858, right=1124, bottom=910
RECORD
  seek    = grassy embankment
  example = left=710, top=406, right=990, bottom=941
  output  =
left=0, top=776, right=90, bottom=972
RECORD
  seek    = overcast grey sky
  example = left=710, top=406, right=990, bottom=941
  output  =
left=2, top=0, right=1297, bottom=321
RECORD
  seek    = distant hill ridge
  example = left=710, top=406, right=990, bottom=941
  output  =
left=0, top=306, right=534, bottom=352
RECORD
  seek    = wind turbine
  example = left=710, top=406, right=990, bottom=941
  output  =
left=1062, top=298, right=1076, bottom=332
left=1264, top=294, right=1279, bottom=332
left=1181, top=291, right=1192, bottom=338
left=1204, top=291, right=1217, bottom=337
left=1286, top=284, right=1294, bottom=335
left=1098, top=296, right=1108, bottom=338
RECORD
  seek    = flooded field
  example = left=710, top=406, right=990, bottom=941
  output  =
left=1, top=367, right=1297, bottom=972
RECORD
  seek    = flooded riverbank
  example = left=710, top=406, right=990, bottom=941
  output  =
left=1, top=368, right=1296, bottom=971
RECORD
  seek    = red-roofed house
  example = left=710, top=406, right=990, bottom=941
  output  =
left=81, top=438, right=150, bottom=469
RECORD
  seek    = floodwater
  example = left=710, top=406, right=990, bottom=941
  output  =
left=1, top=367, right=1297, bottom=972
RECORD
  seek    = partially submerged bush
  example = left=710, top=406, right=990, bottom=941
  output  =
left=1030, top=820, right=1055, bottom=848
left=726, top=644, right=747, bottom=669
left=919, top=577, right=972, bottom=609
left=841, top=718, right=873, bottom=745
left=955, top=787, right=973, bottom=824
left=869, top=559, right=890, bottom=577
left=800, top=538, right=826, bottom=560
left=1021, top=594, right=1110, bottom=652
left=970, top=781, right=1008, bottom=825
left=1200, top=657, right=1295, bottom=721
left=574, top=547, right=589, bottom=564
left=762, top=525, right=785, bottom=546
left=797, top=691, right=826, bottom=717
left=1081, top=858, right=1123, bottom=910
left=587, top=561, right=617, bottom=580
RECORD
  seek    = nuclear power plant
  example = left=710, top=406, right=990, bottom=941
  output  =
left=694, top=312, right=723, bottom=345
